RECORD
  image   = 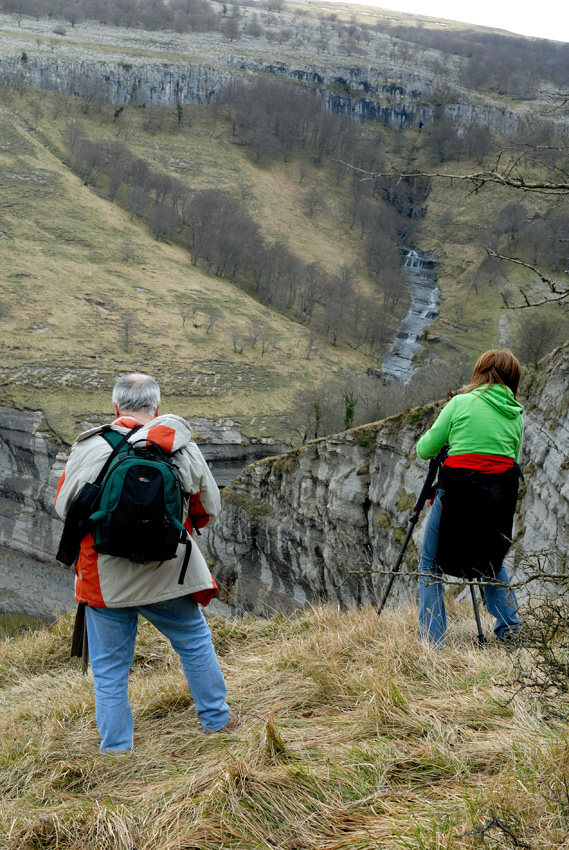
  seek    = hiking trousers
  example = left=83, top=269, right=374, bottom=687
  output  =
left=85, top=595, right=231, bottom=751
left=418, top=491, right=521, bottom=646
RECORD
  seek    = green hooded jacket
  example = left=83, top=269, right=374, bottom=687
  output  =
left=416, top=383, right=524, bottom=462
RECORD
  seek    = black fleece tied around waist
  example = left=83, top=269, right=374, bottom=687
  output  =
left=436, top=463, right=522, bottom=580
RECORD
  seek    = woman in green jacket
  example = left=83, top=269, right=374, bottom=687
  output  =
left=416, top=349, right=523, bottom=645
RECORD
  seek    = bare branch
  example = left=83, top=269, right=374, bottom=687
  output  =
left=331, top=158, right=569, bottom=195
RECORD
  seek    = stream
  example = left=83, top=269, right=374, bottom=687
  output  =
left=381, top=248, right=439, bottom=384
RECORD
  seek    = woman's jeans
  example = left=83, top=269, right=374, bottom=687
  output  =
left=418, top=491, right=521, bottom=646
left=85, top=595, right=231, bottom=751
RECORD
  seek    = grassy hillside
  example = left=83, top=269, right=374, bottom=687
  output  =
left=0, top=93, right=377, bottom=445
left=1, top=604, right=568, bottom=849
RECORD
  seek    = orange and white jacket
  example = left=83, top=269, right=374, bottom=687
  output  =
left=54, top=414, right=220, bottom=608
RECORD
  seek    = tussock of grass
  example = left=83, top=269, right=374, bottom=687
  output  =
left=1, top=604, right=569, bottom=849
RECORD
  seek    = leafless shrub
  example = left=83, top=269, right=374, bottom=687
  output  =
left=512, top=593, right=569, bottom=696
left=302, top=187, right=327, bottom=218
left=204, top=306, right=221, bottom=334
left=179, top=301, right=196, bottom=328
left=231, top=327, right=246, bottom=354
left=514, top=314, right=563, bottom=366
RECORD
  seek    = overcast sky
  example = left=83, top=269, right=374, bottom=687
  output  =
left=338, top=1, right=569, bottom=43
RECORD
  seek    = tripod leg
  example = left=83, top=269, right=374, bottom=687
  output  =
left=470, top=584, right=486, bottom=647
left=377, top=519, right=416, bottom=618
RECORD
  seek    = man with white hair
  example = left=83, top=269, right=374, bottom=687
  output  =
left=55, top=373, right=236, bottom=751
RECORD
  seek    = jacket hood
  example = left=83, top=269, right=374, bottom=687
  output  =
left=75, top=414, right=195, bottom=453
left=472, top=384, right=523, bottom=420
left=128, top=414, right=195, bottom=453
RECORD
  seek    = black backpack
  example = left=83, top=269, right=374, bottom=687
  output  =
left=88, top=430, right=193, bottom=583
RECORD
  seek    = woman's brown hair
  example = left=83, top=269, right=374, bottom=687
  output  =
left=464, top=348, right=522, bottom=397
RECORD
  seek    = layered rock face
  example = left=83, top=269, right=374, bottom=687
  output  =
left=0, top=407, right=73, bottom=619
left=0, top=12, right=549, bottom=137
left=207, top=410, right=437, bottom=616
left=0, top=52, right=532, bottom=135
left=517, top=347, right=569, bottom=577
left=208, top=345, right=569, bottom=616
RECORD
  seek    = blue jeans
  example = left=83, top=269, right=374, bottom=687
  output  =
left=418, top=491, right=521, bottom=646
left=85, top=595, right=231, bottom=751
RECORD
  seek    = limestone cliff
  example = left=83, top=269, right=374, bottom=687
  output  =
left=0, top=406, right=73, bottom=618
left=207, top=408, right=436, bottom=616
left=0, top=52, right=537, bottom=135
left=0, top=15, right=554, bottom=136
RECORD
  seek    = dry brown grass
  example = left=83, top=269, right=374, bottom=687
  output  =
left=1, top=603, right=569, bottom=849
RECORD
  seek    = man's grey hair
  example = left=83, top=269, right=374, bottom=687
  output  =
left=112, top=373, right=161, bottom=415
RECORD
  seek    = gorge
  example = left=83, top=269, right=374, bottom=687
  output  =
left=1, top=5, right=568, bottom=627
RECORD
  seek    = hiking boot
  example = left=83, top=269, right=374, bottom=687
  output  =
left=496, top=627, right=522, bottom=647
left=204, top=712, right=239, bottom=734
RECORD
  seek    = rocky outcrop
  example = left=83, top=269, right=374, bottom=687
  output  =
left=207, top=409, right=437, bottom=616
left=516, top=347, right=569, bottom=579
left=187, top=417, right=286, bottom=488
left=0, top=407, right=73, bottom=619
left=1, top=51, right=533, bottom=134
left=207, top=345, right=569, bottom=616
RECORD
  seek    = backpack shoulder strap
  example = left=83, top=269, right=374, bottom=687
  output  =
left=96, top=425, right=143, bottom=486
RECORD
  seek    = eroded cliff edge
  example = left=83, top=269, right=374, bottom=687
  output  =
left=207, top=344, right=569, bottom=616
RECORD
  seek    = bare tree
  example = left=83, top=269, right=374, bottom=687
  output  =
left=231, top=327, right=246, bottom=353
left=147, top=204, right=181, bottom=241
left=304, top=331, right=318, bottom=360
left=128, top=185, right=151, bottom=221
left=179, top=301, right=195, bottom=328
left=302, top=187, right=327, bottom=218
left=71, top=73, right=108, bottom=114
left=260, top=329, right=277, bottom=356
left=495, top=202, right=528, bottom=253
left=220, top=16, right=241, bottom=40
left=515, top=315, right=562, bottom=365
left=204, top=306, right=222, bottom=334
left=119, top=312, right=138, bottom=352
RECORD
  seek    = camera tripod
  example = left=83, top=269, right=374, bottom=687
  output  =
left=376, top=450, right=486, bottom=646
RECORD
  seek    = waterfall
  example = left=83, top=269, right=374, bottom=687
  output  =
left=381, top=248, right=439, bottom=384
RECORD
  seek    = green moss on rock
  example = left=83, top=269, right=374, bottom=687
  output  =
left=405, top=407, right=425, bottom=425
left=396, top=489, right=416, bottom=513
left=222, top=489, right=274, bottom=517
left=393, top=526, right=406, bottom=545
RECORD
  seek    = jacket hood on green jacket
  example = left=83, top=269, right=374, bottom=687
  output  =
left=471, top=383, right=523, bottom=420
